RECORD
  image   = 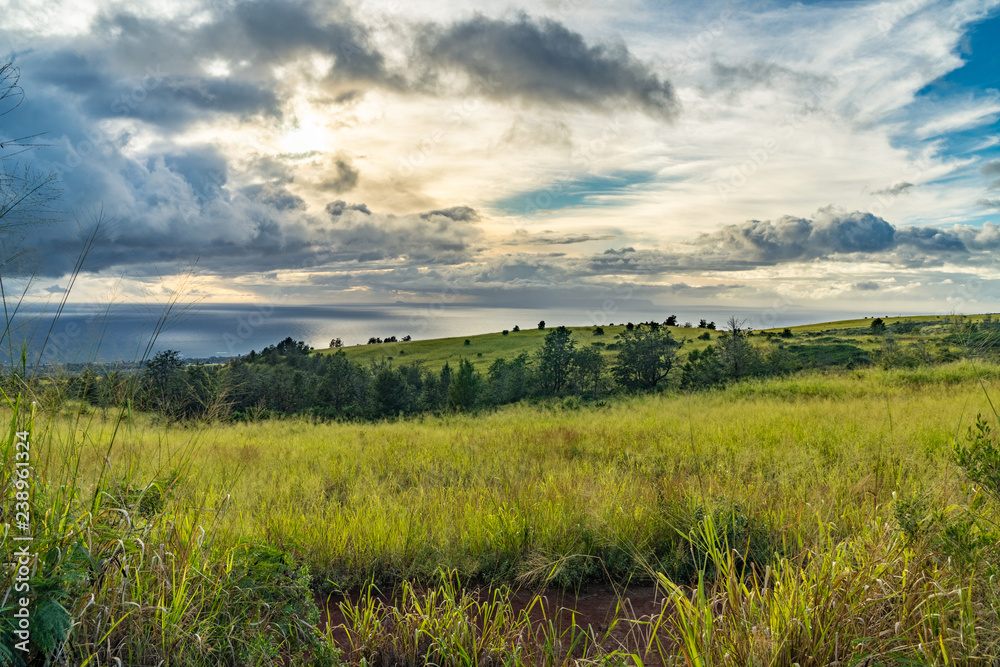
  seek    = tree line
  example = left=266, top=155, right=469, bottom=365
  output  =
left=56, top=318, right=807, bottom=422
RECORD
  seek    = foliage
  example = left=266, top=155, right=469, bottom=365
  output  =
left=535, top=326, right=576, bottom=395
left=953, top=413, right=1000, bottom=502
left=611, top=323, right=680, bottom=390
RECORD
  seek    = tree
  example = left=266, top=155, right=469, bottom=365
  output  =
left=574, top=344, right=607, bottom=395
left=717, top=317, right=760, bottom=381
left=538, top=320, right=546, bottom=330
left=372, top=363, right=411, bottom=417
left=536, top=326, right=576, bottom=394
left=447, top=359, right=482, bottom=411
left=330, top=337, right=343, bottom=348
left=698, top=319, right=708, bottom=329
left=486, top=353, right=532, bottom=404
left=612, top=324, right=680, bottom=390
left=593, top=327, right=604, bottom=336
left=780, top=328, right=793, bottom=338
left=664, top=315, right=678, bottom=326
left=870, top=317, right=886, bottom=335
left=142, top=350, right=186, bottom=415
left=513, top=325, right=520, bottom=332
left=680, top=346, right=724, bottom=390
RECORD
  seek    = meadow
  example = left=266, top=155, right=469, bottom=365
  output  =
left=326, top=313, right=991, bottom=372
left=4, top=353, right=1000, bottom=665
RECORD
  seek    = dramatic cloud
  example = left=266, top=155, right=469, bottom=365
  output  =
left=326, top=200, right=370, bottom=216
left=320, top=155, right=360, bottom=194
left=694, top=210, right=897, bottom=263
left=873, top=182, right=914, bottom=196
left=982, top=161, right=1000, bottom=189
left=4, top=0, right=1000, bottom=317
left=417, top=14, right=679, bottom=118
left=581, top=209, right=998, bottom=276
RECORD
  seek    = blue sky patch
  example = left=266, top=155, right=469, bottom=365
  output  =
left=490, top=170, right=660, bottom=216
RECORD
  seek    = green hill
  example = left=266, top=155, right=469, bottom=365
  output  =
left=320, top=313, right=998, bottom=372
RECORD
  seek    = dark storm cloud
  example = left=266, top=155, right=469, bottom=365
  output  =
left=94, top=0, right=392, bottom=87
left=419, top=206, right=480, bottom=222
left=577, top=210, right=994, bottom=277
left=242, top=183, right=306, bottom=210
left=698, top=210, right=897, bottom=263
left=873, top=182, right=913, bottom=196
left=503, top=231, right=616, bottom=245
left=982, top=160, right=1000, bottom=189
left=894, top=226, right=966, bottom=252
left=417, top=14, right=679, bottom=118
left=323, top=203, right=483, bottom=264
left=320, top=156, right=360, bottom=193
left=710, top=61, right=833, bottom=93
left=326, top=200, right=370, bottom=216
left=18, top=1, right=680, bottom=136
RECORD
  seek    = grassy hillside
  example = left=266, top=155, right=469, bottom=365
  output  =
left=321, top=313, right=998, bottom=372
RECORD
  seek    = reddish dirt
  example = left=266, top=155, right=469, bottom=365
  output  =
left=318, top=584, right=676, bottom=664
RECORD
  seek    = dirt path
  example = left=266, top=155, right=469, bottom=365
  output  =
left=318, top=584, right=675, bottom=664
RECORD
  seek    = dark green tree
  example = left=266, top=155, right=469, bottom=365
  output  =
left=611, top=324, right=680, bottom=390
left=372, top=363, right=411, bottom=417
left=680, top=346, right=725, bottom=390
left=870, top=317, right=886, bottom=335
left=573, top=344, right=607, bottom=395
left=536, top=326, right=576, bottom=394
left=717, top=317, right=761, bottom=381
left=447, top=359, right=482, bottom=411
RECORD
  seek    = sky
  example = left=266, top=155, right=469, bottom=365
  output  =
left=2, top=0, right=1000, bottom=320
